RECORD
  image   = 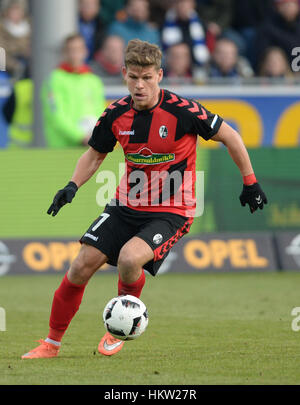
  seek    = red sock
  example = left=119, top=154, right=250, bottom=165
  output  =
left=48, top=273, right=87, bottom=342
left=118, top=270, right=145, bottom=298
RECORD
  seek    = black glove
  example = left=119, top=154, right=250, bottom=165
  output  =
left=47, top=181, right=78, bottom=217
left=239, top=183, right=267, bottom=214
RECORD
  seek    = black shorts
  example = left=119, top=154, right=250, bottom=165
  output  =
left=80, top=201, right=193, bottom=276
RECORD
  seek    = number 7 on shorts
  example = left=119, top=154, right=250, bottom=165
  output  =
left=92, top=213, right=110, bottom=232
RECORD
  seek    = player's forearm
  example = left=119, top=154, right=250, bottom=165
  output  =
left=71, top=147, right=107, bottom=188
left=225, top=133, right=254, bottom=177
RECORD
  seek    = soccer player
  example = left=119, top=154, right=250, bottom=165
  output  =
left=22, top=39, right=267, bottom=359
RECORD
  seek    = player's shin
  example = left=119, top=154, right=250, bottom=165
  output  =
left=47, top=272, right=87, bottom=344
left=118, top=269, right=146, bottom=298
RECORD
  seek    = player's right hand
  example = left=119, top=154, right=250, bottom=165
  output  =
left=47, top=181, right=78, bottom=217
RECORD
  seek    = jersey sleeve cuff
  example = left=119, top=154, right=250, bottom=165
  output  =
left=88, top=138, right=115, bottom=153
left=202, top=116, right=223, bottom=140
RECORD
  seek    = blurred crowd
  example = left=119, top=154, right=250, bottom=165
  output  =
left=1, top=0, right=300, bottom=84
left=1, top=0, right=300, bottom=147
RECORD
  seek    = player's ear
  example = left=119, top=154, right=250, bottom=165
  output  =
left=158, top=68, right=163, bottom=83
left=122, top=66, right=127, bottom=80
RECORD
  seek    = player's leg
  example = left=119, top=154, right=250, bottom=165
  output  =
left=98, top=236, right=153, bottom=356
left=21, top=244, right=108, bottom=359
left=117, top=236, right=154, bottom=296
left=47, top=243, right=108, bottom=341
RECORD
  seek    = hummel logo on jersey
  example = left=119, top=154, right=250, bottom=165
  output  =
left=119, top=130, right=135, bottom=136
left=256, top=195, right=262, bottom=204
left=103, top=339, right=124, bottom=351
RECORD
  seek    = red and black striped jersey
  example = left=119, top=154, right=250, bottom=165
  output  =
left=89, top=89, right=223, bottom=217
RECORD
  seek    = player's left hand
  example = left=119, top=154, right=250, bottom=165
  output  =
left=239, top=183, right=267, bottom=214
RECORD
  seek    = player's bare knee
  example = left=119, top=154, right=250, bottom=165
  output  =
left=117, top=250, right=140, bottom=272
left=68, top=245, right=105, bottom=284
left=68, top=255, right=89, bottom=284
left=117, top=250, right=143, bottom=284
left=68, top=250, right=94, bottom=284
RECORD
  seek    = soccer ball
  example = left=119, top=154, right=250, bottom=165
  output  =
left=102, top=295, right=149, bottom=341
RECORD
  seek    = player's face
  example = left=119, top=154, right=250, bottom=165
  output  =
left=122, top=64, right=163, bottom=110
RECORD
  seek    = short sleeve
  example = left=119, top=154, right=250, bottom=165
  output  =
left=188, top=100, right=223, bottom=140
left=88, top=110, right=117, bottom=153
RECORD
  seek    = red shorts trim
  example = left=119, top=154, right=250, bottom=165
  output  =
left=153, top=217, right=193, bottom=262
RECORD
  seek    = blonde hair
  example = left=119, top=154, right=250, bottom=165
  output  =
left=125, top=39, right=162, bottom=70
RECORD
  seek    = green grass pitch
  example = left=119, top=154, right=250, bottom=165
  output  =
left=1, top=272, right=300, bottom=385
